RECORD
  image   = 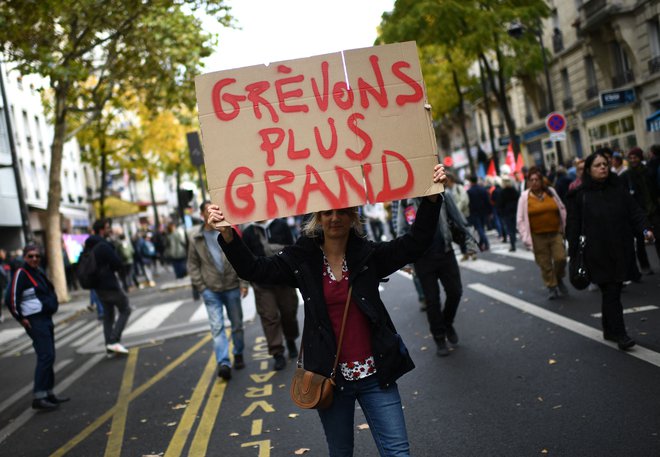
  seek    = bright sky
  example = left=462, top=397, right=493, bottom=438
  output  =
left=201, top=0, right=395, bottom=72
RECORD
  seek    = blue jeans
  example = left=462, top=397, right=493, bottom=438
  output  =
left=318, top=376, right=409, bottom=457
left=201, top=288, right=244, bottom=367
left=26, top=314, right=55, bottom=398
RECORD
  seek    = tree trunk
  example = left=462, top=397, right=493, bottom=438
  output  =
left=148, top=172, right=160, bottom=231
left=479, top=60, right=500, bottom=175
left=99, top=135, right=107, bottom=220
left=45, top=82, right=69, bottom=302
left=449, top=64, right=476, bottom=176
left=480, top=51, right=520, bottom=158
left=175, top=163, right=184, bottom=223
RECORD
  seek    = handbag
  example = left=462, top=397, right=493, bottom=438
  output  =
left=290, top=286, right=352, bottom=410
left=569, top=194, right=590, bottom=290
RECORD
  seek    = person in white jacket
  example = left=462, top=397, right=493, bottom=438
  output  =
left=516, top=167, right=568, bottom=300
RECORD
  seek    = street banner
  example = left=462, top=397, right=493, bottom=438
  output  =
left=195, top=41, right=442, bottom=224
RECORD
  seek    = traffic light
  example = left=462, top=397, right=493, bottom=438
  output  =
left=178, top=189, right=194, bottom=208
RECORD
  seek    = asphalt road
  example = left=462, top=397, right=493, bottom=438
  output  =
left=0, top=238, right=659, bottom=456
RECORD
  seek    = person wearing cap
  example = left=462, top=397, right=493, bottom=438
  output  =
left=621, top=146, right=660, bottom=275
left=5, top=245, right=70, bottom=410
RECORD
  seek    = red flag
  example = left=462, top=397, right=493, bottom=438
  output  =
left=486, top=159, right=497, bottom=177
left=515, top=153, right=525, bottom=181
left=506, top=143, right=516, bottom=172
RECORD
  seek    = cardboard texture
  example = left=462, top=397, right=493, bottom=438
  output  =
left=195, top=41, right=442, bottom=225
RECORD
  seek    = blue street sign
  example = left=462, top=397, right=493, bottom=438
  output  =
left=600, top=89, right=635, bottom=109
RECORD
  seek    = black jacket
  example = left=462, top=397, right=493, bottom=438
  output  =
left=566, top=178, right=650, bottom=284
left=220, top=197, right=442, bottom=388
left=6, top=263, right=58, bottom=320
left=84, top=235, right=123, bottom=291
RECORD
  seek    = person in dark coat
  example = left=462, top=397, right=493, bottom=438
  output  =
left=208, top=165, right=446, bottom=457
left=496, top=176, right=520, bottom=252
left=466, top=176, right=492, bottom=251
left=242, top=218, right=300, bottom=371
left=84, top=220, right=132, bottom=355
left=5, top=245, right=70, bottom=410
left=621, top=146, right=660, bottom=273
left=566, top=151, right=655, bottom=350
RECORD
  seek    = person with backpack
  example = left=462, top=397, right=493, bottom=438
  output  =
left=164, top=222, right=188, bottom=279
left=82, top=219, right=132, bottom=355
left=6, top=244, right=70, bottom=410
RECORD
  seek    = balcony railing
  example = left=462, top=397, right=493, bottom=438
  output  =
left=563, top=97, right=574, bottom=110
left=583, top=0, right=607, bottom=21
left=586, top=85, right=599, bottom=99
left=612, top=70, right=634, bottom=88
left=649, top=56, right=660, bottom=75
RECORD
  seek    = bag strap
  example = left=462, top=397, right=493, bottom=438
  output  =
left=18, top=268, right=38, bottom=287
left=298, top=285, right=353, bottom=381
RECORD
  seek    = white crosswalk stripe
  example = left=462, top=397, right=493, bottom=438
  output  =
left=124, top=300, right=186, bottom=335
left=189, top=303, right=208, bottom=322
left=458, top=258, right=515, bottom=274
left=1, top=319, right=88, bottom=357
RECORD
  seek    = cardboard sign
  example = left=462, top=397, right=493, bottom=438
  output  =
left=195, top=41, right=442, bottom=224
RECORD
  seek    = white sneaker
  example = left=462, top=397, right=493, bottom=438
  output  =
left=106, top=343, right=129, bottom=354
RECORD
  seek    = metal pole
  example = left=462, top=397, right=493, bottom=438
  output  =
left=197, top=165, right=207, bottom=203
left=0, top=62, right=33, bottom=244
left=536, top=22, right=564, bottom=166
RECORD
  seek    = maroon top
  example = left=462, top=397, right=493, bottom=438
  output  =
left=322, top=258, right=373, bottom=365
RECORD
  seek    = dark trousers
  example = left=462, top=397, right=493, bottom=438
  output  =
left=415, top=250, right=463, bottom=341
left=253, top=285, right=300, bottom=356
left=96, top=289, right=131, bottom=345
left=26, top=314, right=55, bottom=397
left=598, top=282, right=626, bottom=337
left=502, top=214, right=517, bottom=250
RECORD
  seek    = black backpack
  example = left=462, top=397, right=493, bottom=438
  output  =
left=77, top=246, right=98, bottom=289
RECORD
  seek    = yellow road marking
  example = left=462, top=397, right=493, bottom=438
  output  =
left=49, top=334, right=211, bottom=457
left=189, top=375, right=228, bottom=455
left=251, top=419, right=263, bottom=436
left=104, top=349, right=138, bottom=457
left=241, top=439, right=271, bottom=457
left=164, top=353, right=217, bottom=457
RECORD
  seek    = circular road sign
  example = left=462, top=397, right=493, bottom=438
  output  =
left=545, top=112, right=567, bottom=133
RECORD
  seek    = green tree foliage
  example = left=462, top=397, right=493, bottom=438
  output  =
left=378, top=0, right=550, bottom=163
left=0, top=0, right=232, bottom=301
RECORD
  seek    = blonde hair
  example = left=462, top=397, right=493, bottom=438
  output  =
left=302, top=208, right=364, bottom=238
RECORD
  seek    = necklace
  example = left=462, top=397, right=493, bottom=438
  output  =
left=532, top=191, right=545, bottom=200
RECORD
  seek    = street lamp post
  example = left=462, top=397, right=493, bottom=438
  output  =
left=509, top=20, right=565, bottom=166
left=0, top=62, right=34, bottom=244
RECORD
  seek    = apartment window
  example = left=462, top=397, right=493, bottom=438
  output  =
left=33, top=115, right=45, bottom=153
left=648, top=18, right=660, bottom=74
left=588, top=115, right=636, bottom=153
left=611, top=41, right=634, bottom=87
left=0, top=108, right=8, bottom=150
left=30, top=162, right=39, bottom=199
left=585, top=56, right=598, bottom=99
left=22, top=110, right=33, bottom=150
left=10, top=106, right=19, bottom=145
left=16, top=75, right=23, bottom=91
left=561, top=69, right=573, bottom=109
left=552, top=10, right=563, bottom=53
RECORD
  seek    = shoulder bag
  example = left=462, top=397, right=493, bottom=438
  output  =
left=569, top=193, right=591, bottom=290
left=290, top=286, right=352, bottom=410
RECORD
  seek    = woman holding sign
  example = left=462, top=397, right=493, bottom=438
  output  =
left=207, top=164, right=446, bottom=457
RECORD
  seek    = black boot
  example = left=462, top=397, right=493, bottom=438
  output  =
left=286, top=339, right=299, bottom=360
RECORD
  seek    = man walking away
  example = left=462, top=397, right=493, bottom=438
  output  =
left=242, top=218, right=300, bottom=370
left=84, top=219, right=132, bottom=355
left=467, top=176, right=492, bottom=251
left=188, top=202, right=249, bottom=380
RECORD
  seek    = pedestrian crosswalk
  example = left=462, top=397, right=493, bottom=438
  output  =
left=0, top=289, right=260, bottom=357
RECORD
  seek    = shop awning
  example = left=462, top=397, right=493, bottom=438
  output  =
left=93, top=196, right=142, bottom=218
left=646, top=110, right=660, bottom=132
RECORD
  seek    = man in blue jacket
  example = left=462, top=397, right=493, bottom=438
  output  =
left=84, top=219, right=132, bottom=355
left=6, top=244, right=70, bottom=410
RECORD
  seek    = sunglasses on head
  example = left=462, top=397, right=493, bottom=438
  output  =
left=320, top=208, right=354, bottom=217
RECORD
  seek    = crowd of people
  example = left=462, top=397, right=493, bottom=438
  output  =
left=2, top=145, right=658, bottom=456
